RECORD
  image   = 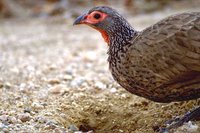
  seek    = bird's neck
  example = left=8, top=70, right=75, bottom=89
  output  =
left=107, top=22, right=138, bottom=58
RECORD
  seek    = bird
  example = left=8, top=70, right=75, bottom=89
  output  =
left=73, top=6, right=200, bottom=132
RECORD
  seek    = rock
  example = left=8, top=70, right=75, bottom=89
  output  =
left=48, top=85, right=68, bottom=95
left=0, top=115, right=9, bottom=122
left=19, top=83, right=27, bottom=92
left=0, top=123, right=8, bottom=129
left=35, top=116, right=47, bottom=124
left=70, top=77, right=85, bottom=87
left=119, top=129, right=124, bottom=132
left=94, top=81, right=106, bottom=90
left=48, top=78, right=60, bottom=85
left=48, top=64, right=57, bottom=70
left=18, top=113, right=31, bottom=122
left=9, top=117, right=17, bottom=124
left=10, top=67, right=19, bottom=74
left=46, top=120, right=58, bottom=125
left=42, top=112, right=53, bottom=117
left=4, top=82, right=12, bottom=89
left=44, top=120, right=57, bottom=130
left=26, top=65, right=35, bottom=72
left=121, top=94, right=127, bottom=98
left=31, top=102, right=44, bottom=110
left=0, top=80, right=3, bottom=88
left=44, top=124, right=57, bottom=130
left=65, top=64, right=76, bottom=75
left=110, top=88, right=117, bottom=93
left=87, top=131, right=94, bottom=133
left=62, top=74, right=73, bottom=81
left=54, top=127, right=66, bottom=133
left=3, top=129, right=9, bottom=133
left=24, top=108, right=31, bottom=113
left=83, top=51, right=97, bottom=61
left=68, top=125, right=79, bottom=132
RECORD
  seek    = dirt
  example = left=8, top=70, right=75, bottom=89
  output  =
left=0, top=7, right=200, bottom=133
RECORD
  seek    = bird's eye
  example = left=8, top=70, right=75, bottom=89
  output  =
left=93, top=13, right=101, bottom=19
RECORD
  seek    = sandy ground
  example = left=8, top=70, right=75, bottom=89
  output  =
left=0, top=7, right=200, bottom=133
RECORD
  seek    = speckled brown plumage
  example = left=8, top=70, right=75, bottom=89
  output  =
left=109, top=12, right=200, bottom=103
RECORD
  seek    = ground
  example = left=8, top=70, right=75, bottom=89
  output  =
left=0, top=7, right=200, bottom=133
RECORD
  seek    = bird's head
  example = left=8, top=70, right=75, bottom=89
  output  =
left=73, top=6, right=135, bottom=45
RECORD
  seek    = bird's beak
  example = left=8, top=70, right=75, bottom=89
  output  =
left=73, top=14, right=87, bottom=25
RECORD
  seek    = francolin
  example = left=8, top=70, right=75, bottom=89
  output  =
left=74, top=6, right=200, bottom=132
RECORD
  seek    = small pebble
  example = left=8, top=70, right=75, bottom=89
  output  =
left=48, top=85, right=68, bottom=94
left=44, top=124, right=57, bottom=130
left=0, top=115, right=8, bottom=122
left=18, top=113, right=31, bottom=122
left=2, top=128, right=9, bottom=133
left=54, top=127, right=66, bottom=133
left=4, top=82, right=12, bottom=89
left=0, top=123, right=8, bottom=129
left=26, top=65, right=35, bottom=72
left=46, top=120, right=58, bottom=125
left=48, top=64, right=57, bottom=70
left=0, top=80, right=3, bottom=88
left=65, top=65, right=74, bottom=75
left=119, top=129, right=124, bottom=132
left=68, top=125, right=79, bottom=132
left=19, top=83, right=26, bottom=92
left=35, top=116, right=47, bottom=123
left=9, top=117, right=17, bottom=124
left=121, top=94, right=127, bottom=98
left=74, top=131, right=83, bottom=133
left=48, top=78, right=60, bottom=85
left=83, top=51, right=97, bottom=61
left=24, top=108, right=31, bottom=113
left=44, top=120, right=57, bottom=130
left=70, top=77, right=84, bottom=87
left=31, top=102, right=44, bottom=110
left=87, top=131, right=94, bottom=133
left=110, top=88, right=117, bottom=93
left=10, top=67, right=19, bottom=73
left=62, top=74, right=73, bottom=81
left=94, top=81, right=106, bottom=90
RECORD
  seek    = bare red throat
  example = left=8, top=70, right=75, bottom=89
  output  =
left=98, top=29, right=109, bottom=44
left=87, top=26, right=109, bottom=44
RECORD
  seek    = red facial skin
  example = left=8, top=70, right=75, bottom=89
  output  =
left=80, top=11, right=109, bottom=44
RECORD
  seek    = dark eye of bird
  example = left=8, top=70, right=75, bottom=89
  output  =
left=94, top=13, right=101, bottom=19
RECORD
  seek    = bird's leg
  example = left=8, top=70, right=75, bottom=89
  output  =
left=159, top=106, right=200, bottom=133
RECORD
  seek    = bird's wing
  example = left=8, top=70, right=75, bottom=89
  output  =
left=126, top=12, right=200, bottom=88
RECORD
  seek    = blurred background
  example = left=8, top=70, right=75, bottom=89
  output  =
left=1, top=0, right=200, bottom=19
